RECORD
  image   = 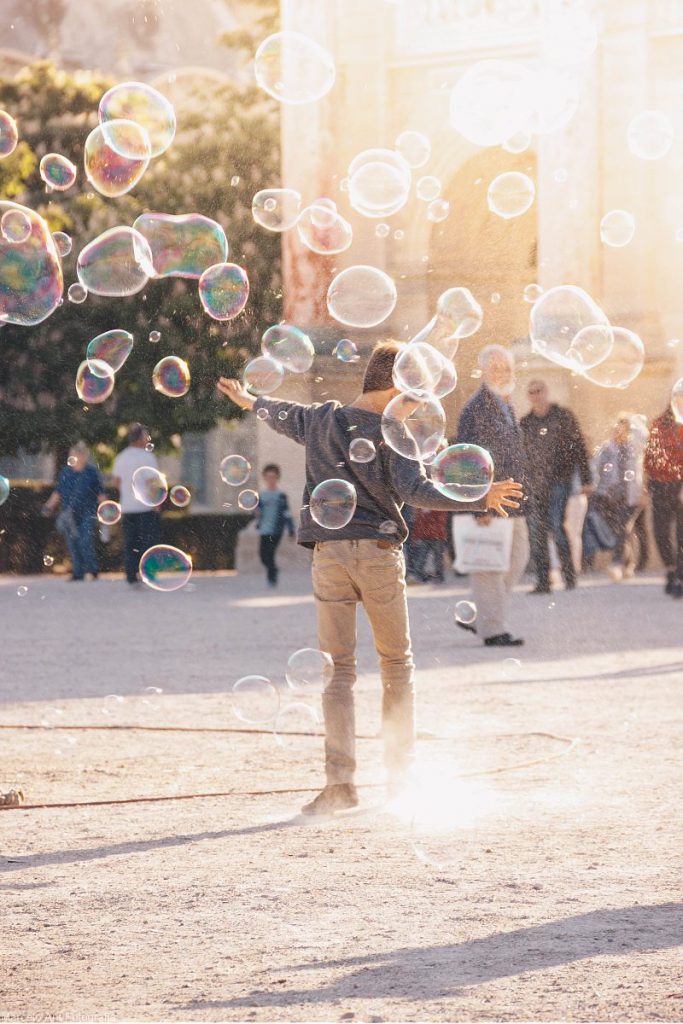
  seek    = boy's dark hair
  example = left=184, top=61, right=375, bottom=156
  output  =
left=262, top=463, right=281, bottom=476
left=362, top=340, right=404, bottom=393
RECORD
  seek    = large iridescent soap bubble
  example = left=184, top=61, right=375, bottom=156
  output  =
left=487, top=172, right=535, bottom=219
left=529, top=285, right=611, bottom=370
left=309, top=479, right=357, bottom=530
left=393, top=342, right=457, bottom=399
left=39, top=153, right=77, bottom=191
left=132, top=466, right=168, bottom=507
left=627, top=111, right=674, bottom=161
left=243, top=355, right=284, bottom=395
left=252, top=188, right=301, bottom=232
left=84, top=120, right=151, bottom=198
left=348, top=148, right=412, bottom=219
left=297, top=204, right=352, bottom=254
left=410, top=287, right=483, bottom=360
left=99, top=81, right=176, bottom=158
left=582, top=327, right=645, bottom=389
left=449, top=60, right=535, bottom=147
left=327, top=265, right=397, bottom=328
left=671, top=378, right=683, bottom=424
left=75, top=360, right=115, bottom=404
left=0, top=111, right=18, bottom=158
left=86, top=329, right=134, bottom=375
left=395, top=130, right=431, bottom=169
left=431, top=444, right=494, bottom=502
left=254, top=31, right=335, bottom=104
left=219, top=454, right=251, bottom=486
left=198, top=262, right=249, bottom=321
left=381, top=392, right=446, bottom=462
left=153, top=356, right=191, bottom=397
left=600, top=210, right=635, bottom=248
left=140, top=544, right=192, bottom=592
left=133, top=213, right=227, bottom=278
left=0, top=201, right=63, bottom=326
left=261, top=324, right=315, bottom=373
left=77, top=226, right=154, bottom=297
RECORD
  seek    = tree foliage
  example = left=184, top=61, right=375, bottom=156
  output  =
left=0, top=28, right=281, bottom=460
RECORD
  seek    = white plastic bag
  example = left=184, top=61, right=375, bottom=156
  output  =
left=451, top=514, right=514, bottom=573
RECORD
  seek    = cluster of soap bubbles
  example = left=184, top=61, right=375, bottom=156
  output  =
left=232, top=647, right=333, bottom=740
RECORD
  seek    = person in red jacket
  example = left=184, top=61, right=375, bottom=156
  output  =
left=643, top=407, right=683, bottom=597
left=409, top=508, right=449, bottom=583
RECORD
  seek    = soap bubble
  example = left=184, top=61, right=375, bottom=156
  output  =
left=0, top=475, right=9, bottom=506
left=232, top=675, right=280, bottom=725
left=349, top=437, right=377, bottom=463
left=43, top=555, right=54, bottom=567
left=381, top=392, right=446, bottom=461
left=273, top=703, right=322, bottom=754
left=278, top=410, right=288, bottom=421
left=627, top=111, right=674, bottom=161
left=296, top=204, right=353, bottom=254
left=75, top=360, right=114, bottom=404
left=261, top=323, right=315, bottom=373
left=52, top=231, right=72, bottom=257
left=309, top=479, right=357, bottom=530
left=68, top=283, right=87, bottom=303
left=487, top=172, right=535, bottom=219
left=327, top=265, right=397, bottom=328
left=170, top=484, right=191, bottom=508
left=132, top=466, right=168, bottom=507
left=567, top=324, right=615, bottom=370
left=530, top=285, right=611, bottom=370
left=1, top=209, right=31, bottom=244
left=252, top=188, right=302, bottom=231
left=149, top=330, right=160, bottom=343
left=348, top=148, right=411, bottom=219
left=502, top=129, right=531, bottom=154
left=0, top=110, right=18, bottom=158
left=600, top=210, right=635, bottom=248
left=219, top=455, right=251, bottom=486
left=523, top=283, right=543, bottom=303
left=450, top=60, right=535, bottom=147
left=395, top=130, right=431, bottom=168
left=97, top=500, right=122, bottom=525
left=416, top=175, right=441, bottom=202
left=140, top=544, right=192, bottom=592
left=334, top=338, right=359, bottom=362
left=427, top=199, right=450, bottom=223
left=394, top=342, right=457, bottom=399
left=307, top=198, right=337, bottom=227
left=286, top=647, right=334, bottom=694
left=86, top=329, right=134, bottom=375
left=238, top=489, right=259, bottom=512
left=17, top=585, right=28, bottom=598
left=84, top=121, right=151, bottom=198
left=375, top=223, right=390, bottom=238
left=455, top=600, right=477, bottom=626
left=431, top=444, right=494, bottom=502
left=410, top=287, right=482, bottom=360
left=198, top=262, right=249, bottom=321
left=39, top=153, right=77, bottom=191
left=133, top=212, right=228, bottom=278
left=153, top=356, right=191, bottom=398
left=77, top=226, right=154, bottom=297
left=243, top=355, right=284, bottom=396
left=582, top=327, right=645, bottom=389
left=99, top=81, right=176, bottom=157
left=0, top=201, right=63, bottom=326
left=254, top=31, right=335, bottom=104
left=671, top=378, right=683, bottom=424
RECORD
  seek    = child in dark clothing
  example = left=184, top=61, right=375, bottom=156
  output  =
left=256, top=463, right=295, bottom=587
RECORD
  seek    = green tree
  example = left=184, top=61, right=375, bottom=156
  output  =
left=0, top=25, right=281, bottom=462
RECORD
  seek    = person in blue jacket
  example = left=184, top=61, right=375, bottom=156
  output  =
left=256, top=463, right=295, bottom=587
left=44, top=441, right=107, bottom=581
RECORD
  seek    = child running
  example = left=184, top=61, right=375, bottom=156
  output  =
left=256, top=463, right=295, bottom=587
left=217, top=341, right=523, bottom=815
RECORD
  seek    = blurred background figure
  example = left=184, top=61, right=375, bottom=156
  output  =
left=408, top=508, right=448, bottom=584
left=591, top=416, right=646, bottom=582
left=42, top=441, right=106, bottom=581
left=521, top=379, right=593, bottom=594
left=256, top=463, right=294, bottom=587
left=644, top=405, right=683, bottom=597
left=111, top=424, right=161, bottom=586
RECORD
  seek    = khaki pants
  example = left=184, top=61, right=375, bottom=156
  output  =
left=469, top=517, right=530, bottom=640
left=312, top=539, right=415, bottom=784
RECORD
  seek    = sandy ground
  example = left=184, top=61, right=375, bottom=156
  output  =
left=1, top=551, right=682, bottom=1023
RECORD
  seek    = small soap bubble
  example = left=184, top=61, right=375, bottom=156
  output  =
left=1, top=208, right=32, bottom=244
left=68, top=282, right=88, bottom=304
left=43, top=555, right=54, bottom=567
left=243, top=355, right=284, bottom=396
left=238, top=489, right=259, bottom=511
left=220, top=455, right=251, bottom=486
left=139, top=544, right=192, bottom=592
left=395, top=130, right=431, bottom=168
left=503, top=657, right=522, bottom=678
left=132, top=466, right=168, bottom=507
left=0, top=110, right=18, bottom=158
left=349, top=437, right=376, bottom=463
left=145, top=442, right=155, bottom=452
left=256, top=407, right=269, bottom=420
left=232, top=675, right=280, bottom=725
left=624, top=470, right=635, bottom=482
left=254, top=31, right=336, bottom=105
left=97, top=500, right=122, bottom=525
left=375, top=223, right=390, bottom=238
left=540, top=427, right=548, bottom=437
left=427, top=198, right=449, bottom=222
left=170, top=485, right=191, bottom=508
left=75, top=360, right=114, bottom=404
left=431, top=444, right=494, bottom=502
left=627, top=110, right=674, bottom=160
left=286, top=647, right=334, bottom=694
left=327, top=265, right=397, bottom=328
left=523, top=283, right=543, bottom=303
left=261, top=323, right=315, bottom=373
left=149, top=330, right=161, bottom=342
left=348, top=147, right=411, bottom=219
left=39, top=153, right=77, bottom=191
left=490, top=292, right=501, bottom=304
left=273, top=703, right=322, bottom=755
left=455, top=600, right=477, bottom=626
left=277, top=410, right=288, bottom=421
left=334, top=338, right=359, bottom=363
left=67, top=455, right=77, bottom=467
left=416, top=176, right=441, bottom=202
left=52, top=231, right=72, bottom=257
left=17, top=585, right=28, bottom=597
left=198, top=262, right=249, bottom=321
left=393, top=229, right=404, bottom=240
left=309, top=479, right=357, bottom=529
left=252, top=188, right=301, bottom=232
left=603, top=462, right=614, bottom=474
left=231, top=175, right=240, bottom=186
left=152, top=356, right=191, bottom=398
left=600, top=210, right=635, bottom=248
left=487, top=172, right=535, bottom=219
left=297, top=204, right=353, bottom=255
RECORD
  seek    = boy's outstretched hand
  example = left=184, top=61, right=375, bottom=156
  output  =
left=485, top=479, right=524, bottom=517
left=217, top=377, right=256, bottom=410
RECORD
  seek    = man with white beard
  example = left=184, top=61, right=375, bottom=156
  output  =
left=455, top=345, right=530, bottom=646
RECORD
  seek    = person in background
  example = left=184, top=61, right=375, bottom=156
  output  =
left=644, top=405, right=683, bottom=597
left=592, top=415, right=646, bottom=582
left=408, top=508, right=449, bottom=583
left=456, top=345, right=529, bottom=647
left=256, top=463, right=294, bottom=587
left=520, top=379, right=593, bottom=594
left=110, top=423, right=161, bottom=586
left=43, top=441, right=106, bottom=581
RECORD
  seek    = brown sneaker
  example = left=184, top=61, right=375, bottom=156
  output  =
left=301, top=783, right=358, bottom=816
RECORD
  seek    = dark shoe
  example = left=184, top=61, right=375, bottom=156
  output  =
left=528, top=584, right=551, bottom=595
left=671, top=581, right=683, bottom=599
left=665, top=571, right=676, bottom=595
left=456, top=620, right=477, bottom=635
left=565, top=579, right=576, bottom=591
left=484, top=633, right=524, bottom=647
left=69, top=576, right=84, bottom=582
left=301, top=783, right=358, bottom=816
